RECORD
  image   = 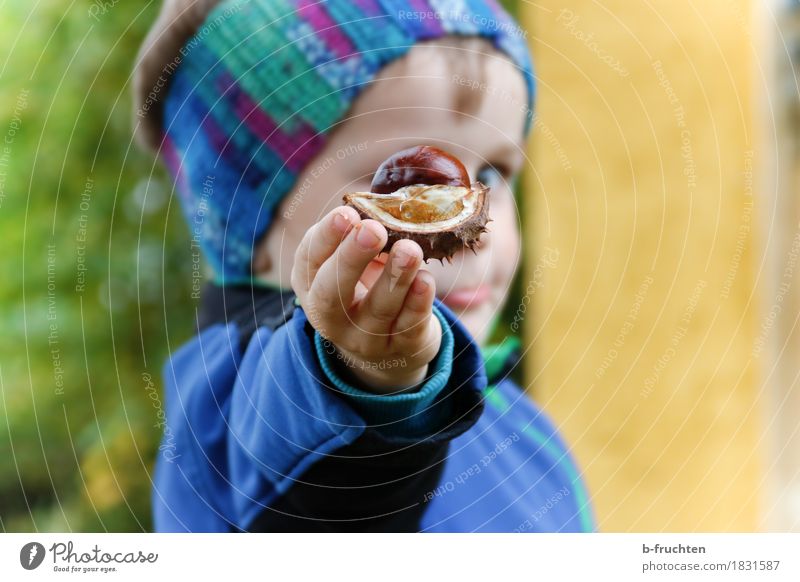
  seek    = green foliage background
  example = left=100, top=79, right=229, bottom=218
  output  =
left=0, top=0, right=521, bottom=532
left=0, top=1, right=193, bottom=531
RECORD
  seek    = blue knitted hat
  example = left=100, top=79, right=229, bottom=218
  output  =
left=161, top=0, right=535, bottom=284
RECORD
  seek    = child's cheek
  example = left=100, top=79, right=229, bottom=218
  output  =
left=491, top=191, right=522, bottom=265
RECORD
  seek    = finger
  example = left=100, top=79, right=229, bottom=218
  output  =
left=291, top=206, right=359, bottom=298
left=357, top=240, right=423, bottom=335
left=359, top=254, right=388, bottom=290
left=394, top=269, right=438, bottom=346
left=309, top=219, right=388, bottom=318
left=352, top=255, right=388, bottom=305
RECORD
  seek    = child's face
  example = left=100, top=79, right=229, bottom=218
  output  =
left=256, top=43, right=528, bottom=345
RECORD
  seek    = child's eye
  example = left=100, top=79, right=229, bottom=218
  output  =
left=475, top=163, right=510, bottom=189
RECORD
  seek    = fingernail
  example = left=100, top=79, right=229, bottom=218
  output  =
left=333, top=211, right=351, bottom=234
left=355, top=224, right=380, bottom=249
left=393, top=249, right=414, bottom=269
left=413, top=275, right=430, bottom=294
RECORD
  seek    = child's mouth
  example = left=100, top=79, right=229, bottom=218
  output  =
left=439, top=284, right=492, bottom=310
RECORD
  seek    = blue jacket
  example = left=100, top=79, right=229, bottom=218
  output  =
left=153, top=283, right=594, bottom=532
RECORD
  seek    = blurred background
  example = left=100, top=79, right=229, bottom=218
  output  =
left=0, top=0, right=798, bottom=532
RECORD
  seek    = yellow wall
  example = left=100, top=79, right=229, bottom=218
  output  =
left=521, top=0, right=762, bottom=531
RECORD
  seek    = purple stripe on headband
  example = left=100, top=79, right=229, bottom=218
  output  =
left=288, top=130, right=326, bottom=172
left=216, top=71, right=322, bottom=173
left=407, top=0, right=445, bottom=36
left=202, top=112, right=234, bottom=160
left=161, top=134, right=182, bottom=178
left=238, top=100, right=325, bottom=172
left=228, top=84, right=323, bottom=172
left=352, top=0, right=384, bottom=16
left=296, top=0, right=357, bottom=58
left=161, top=135, right=192, bottom=205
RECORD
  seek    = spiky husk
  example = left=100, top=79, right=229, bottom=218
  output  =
left=343, top=183, right=490, bottom=262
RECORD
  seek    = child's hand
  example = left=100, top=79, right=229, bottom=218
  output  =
left=291, top=206, right=441, bottom=394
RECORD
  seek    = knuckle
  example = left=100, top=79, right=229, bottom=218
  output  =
left=312, top=288, right=341, bottom=313
left=368, top=300, right=397, bottom=324
left=397, top=320, right=427, bottom=341
left=405, top=297, right=431, bottom=316
left=401, top=312, right=437, bottom=340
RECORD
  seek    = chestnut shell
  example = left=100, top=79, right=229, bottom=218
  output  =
left=344, top=145, right=490, bottom=261
left=343, top=183, right=490, bottom=262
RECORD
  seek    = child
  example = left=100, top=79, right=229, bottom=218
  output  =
left=134, top=0, right=594, bottom=532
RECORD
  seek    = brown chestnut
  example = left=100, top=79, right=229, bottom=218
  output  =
left=370, top=145, right=470, bottom=194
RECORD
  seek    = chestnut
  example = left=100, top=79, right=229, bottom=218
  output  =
left=370, top=145, right=470, bottom=193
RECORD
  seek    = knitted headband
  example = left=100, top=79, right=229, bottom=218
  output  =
left=160, top=0, right=535, bottom=283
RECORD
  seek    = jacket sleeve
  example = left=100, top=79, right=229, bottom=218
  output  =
left=152, top=299, right=486, bottom=532
left=312, top=305, right=456, bottom=438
